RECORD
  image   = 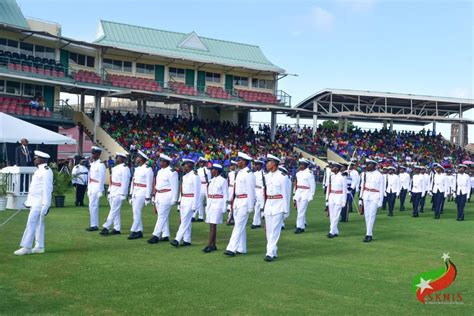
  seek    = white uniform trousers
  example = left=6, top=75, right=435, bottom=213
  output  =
left=175, top=206, right=194, bottom=243
left=193, top=193, right=206, bottom=220
left=103, top=196, right=123, bottom=231
left=20, top=206, right=45, bottom=249
left=88, top=192, right=100, bottom=227
left=226, top=206, right=249, bottom=253
left=130, top=196, right=145, bottom=232
left=328, top=202, right=343, bottom=235
left=152, top=202, right=172, bottom=237
left=252, top=196, right=264, bottom=226
left=296, top=199, right=309, bottom=229
left=265, top=212, right=284, bottom=258
left=364, top=200, right=378, bottom=236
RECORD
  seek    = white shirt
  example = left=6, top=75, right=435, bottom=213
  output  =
left=385, top=173, right=400, bottom=195
left=197, top=167, right=211, bottom=194
left=360, top=170, right=384, bottom=204
left=130, top=164, right=154, bottom=199
left=454, top=173, right=471, bottom=198
left=88, top=159, right=106, bottom=194
left=349, top=169, right=360, bottom=192
left=72, top=164, right=88, bottom=185
left=179, top=171, right=201, bottom=209
left=294, top=168, right=315, bottom=201
left=399, top=172, right=411, bottom=190
left=206, top=175, right=229, bottom=212
left=263, top=170, right=290, bottom=216
left=422, top=173, right=430, bottom=194
left=154, top=166, right=179, bottom=204
left=254, top=169, right=265, bottom=200
left=430, top=173, right=450, bottom=193
left=326, top=172, right=347, bottom=205
left=411, top=174, right=426, bottom=196
left=227, top=169, right=236, bottom=202
left=233, top=166, right=256, bottom=210
left=108, top=163, right=130, bottom=197
left=24, top=163, right=53, bottom=211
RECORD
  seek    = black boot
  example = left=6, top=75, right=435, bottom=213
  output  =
left=147, top=235, right=159, bottom=244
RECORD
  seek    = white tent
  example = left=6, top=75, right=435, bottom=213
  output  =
left=0, top=112, right=76, bottom=144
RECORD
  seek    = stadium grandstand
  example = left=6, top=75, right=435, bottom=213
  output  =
left=0, top=0, right=472, bottom=169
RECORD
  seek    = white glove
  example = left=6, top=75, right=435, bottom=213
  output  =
left=358, top=200, right=363, bottom=206
left=325, top=201, right=329, bottom=207
left=128, top=199, right=132, bottom=205
left=428, top=191, right=433, bottom=196
left=120, top=195, right=126, bottom=201
left=40, top=206, right=49, bottom=216
left=377, top=202, right=383, bottom=208
left=145, top=198, right=150, bottom=206
left=284, top=212, right=289, bottom=219
left=170, top=200, right=177, bottom=206
left=97, top=191, right=103, bottom=198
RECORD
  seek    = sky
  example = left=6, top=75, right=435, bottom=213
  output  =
left=16, top=0, right=474, bottom=140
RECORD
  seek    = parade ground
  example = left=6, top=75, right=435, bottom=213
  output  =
left=0, top=191, right=472, bottom=315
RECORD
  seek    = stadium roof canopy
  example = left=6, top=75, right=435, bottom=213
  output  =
left=0, top=0, right=29, bottom=29
left=94, top=20, right=285, bottom=74
left=292, top=88, right=474, bottom=125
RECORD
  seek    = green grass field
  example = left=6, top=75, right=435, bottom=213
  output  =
left=0, top=190, right=472, bottom=315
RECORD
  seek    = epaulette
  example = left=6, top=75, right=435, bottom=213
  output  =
left=44, top=166, right=49, bottom=170
left=247, top=169, right=251, bottom=173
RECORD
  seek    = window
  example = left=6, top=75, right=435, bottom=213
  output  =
left=35, top=45, right=55, bottom=59
left=136, top=63, right=155, bottom=75
left=205, top=72, right=221, bottom=83
left=103, top=58, right=131, bottom=72
left=22, top=84, right=42, bottom=97
left=6, top=81, right=21, bottom=95
left=252, top=78, right=274, bottom=90
left=0, top=38, right=6, bottom=51
left=0, top=80, right=4, bottom=93
left=20, top=42, right=33, bottom=55
left=169, top=67, right=185, bottom=79
left=69, top=52, right=95, bottom=68
left=233, top=76, right=248, bottom=87
left=7, top=39, right=18, bottom=51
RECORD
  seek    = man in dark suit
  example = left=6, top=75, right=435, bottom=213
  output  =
left=15, top=138, right=34, bottom=193
left=15, top=138, right=34, bottom=167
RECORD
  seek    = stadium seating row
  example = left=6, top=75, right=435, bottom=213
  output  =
left=108, top=74, right=162, bottom=92
left=0, top=96, right=52, bottom=117
left=206, top=85, right=231, bottom=99
left=236, top=89, right=278, bottom=104
left=7, top=62, right=65, bottom=78
left=72, top=70, right=104, bottom=85
left=168, top=81, right=198, bottom=96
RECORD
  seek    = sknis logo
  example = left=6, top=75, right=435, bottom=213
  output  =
left=412, top=253, right=460, bottom=304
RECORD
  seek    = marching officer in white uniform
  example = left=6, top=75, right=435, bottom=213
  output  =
left=170, top=159, right=200, bottom=247
left=410, top=165, right=426, bottom=217
left=195, top=157, right=211, bottom=222
left=385, top=166, right=400, bottom=216
left=263, top=154, right=290, bottom=262
left=454, top=164, right=470, bottom=221
left=128, top=150, right=154, bottom=240
left=322, top=163, right=332, bottom=193
left=71, top=159, right=88, bottom=206
left=224, top=152, right=255, bottom=257
left=398, top=166, right=410, bottom=211
left=226, top=160, right=237, bottom=225
left=359, top=159, right=384, bottom=242
left=86, top=146, right=106, bottom=231
left=251, top=159, right=265, bottom=229
left=326, top=162, right=347, bottom=238
left=100, top=152, right=130, bottom=235
left=293, top=158, right=315, bottom=234
left=203, top=163, right=228, bottom=253
left=14, top=151, right=53, bottom=256
left=148, top=153, right=179, bottom=243
left=430, top=164, right=450, bottom=219
left=420, top=166, right=431, bottom=212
